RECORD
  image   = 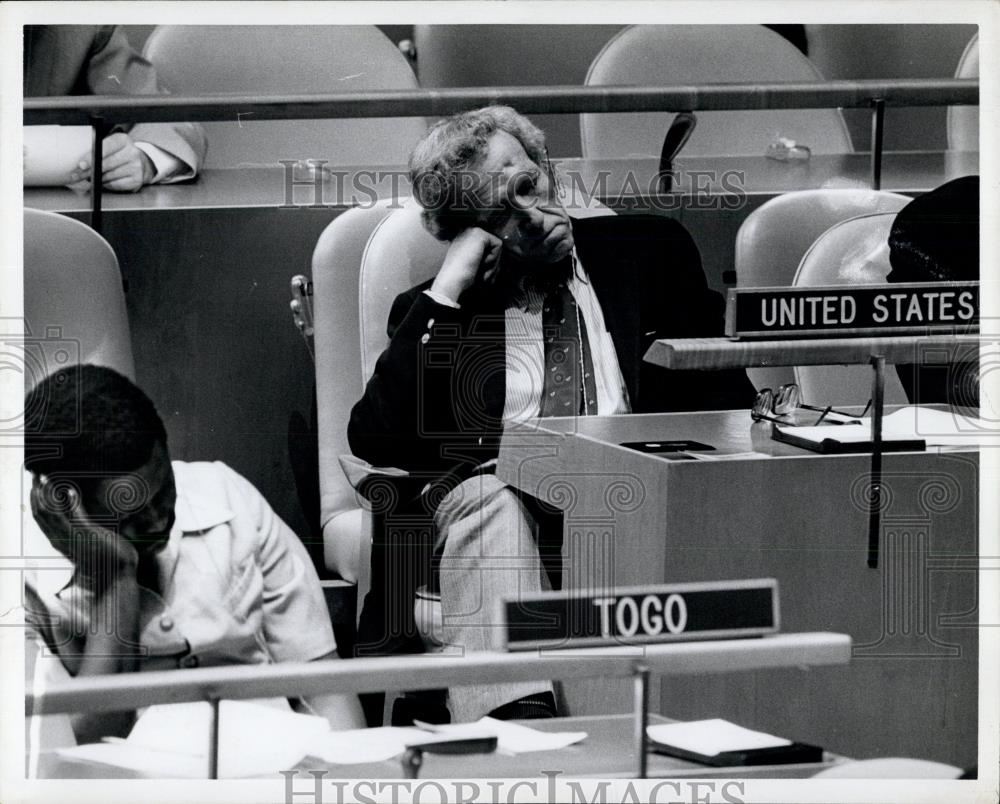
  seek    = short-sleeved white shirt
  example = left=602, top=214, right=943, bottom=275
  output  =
left=24, top=460, right=335, bottom=673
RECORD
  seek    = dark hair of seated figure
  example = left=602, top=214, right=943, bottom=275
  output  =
left=24, top=364, right=167, bottom=498
left=886, top=175, right=979, bottom=408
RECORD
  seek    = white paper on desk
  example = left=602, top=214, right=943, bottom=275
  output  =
left=776, top=421, right=874, bottom=444
left=126, top=698, right=329, bottom=777
left=881, top=406, right=990, bottom=446
left=647, top=719, right=790, bottom=757
left=311, top=726, right=424, bottom=764
left=419, top=717, right=587, bottom=755
left=23, top=126, right=93, bottom=186
left=779, top=406, right=990, bottom=448
left=53, top=742, right=207, bottom=778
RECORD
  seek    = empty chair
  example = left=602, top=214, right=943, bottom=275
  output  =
left=582, top=25, right=852, bottom=159
left=947, top=32, right=979, bottom=152
left=414, top=25, right=624, bottom=158
left=792, top=212, right=908, bottom=406
left=144, top=26, right=427, bottom=168
left=23, top=209, right=134, bottom=389
left=807, top=24, right=979, bottom=152
left=735, top=189, right=910, bottom=389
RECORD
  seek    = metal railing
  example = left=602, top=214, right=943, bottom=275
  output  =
left=23, top=79, right=978, bottom=233
left=27, top=631, right=850, bottom=779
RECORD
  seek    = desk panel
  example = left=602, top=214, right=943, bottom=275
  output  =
left=497, top=411, right=978, bottom=767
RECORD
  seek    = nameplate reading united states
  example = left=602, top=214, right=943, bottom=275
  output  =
left=499, top=579, right=779, bottom=651
left=725, top=282, right=978, bottom=339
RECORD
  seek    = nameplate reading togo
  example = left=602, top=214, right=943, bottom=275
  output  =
left=725, top=282, right=978, bottom=339
left=499, top=579, right=778, bottom=651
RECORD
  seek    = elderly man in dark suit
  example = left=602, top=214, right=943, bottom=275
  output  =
left=349, top=106, right=755, bottom=722
left=24, top=25, right=206, bottom=191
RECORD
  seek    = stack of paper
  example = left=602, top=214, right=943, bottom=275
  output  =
left=311, top=717, right=587, bottom=764
left=647, top=719, right=790, bottom=757
left=54, top=699, right=329, bottom=778
left=777, top=405, right=990, bottom=448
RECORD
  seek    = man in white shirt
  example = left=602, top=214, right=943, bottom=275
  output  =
left=24, top=365, right=363, bottom=744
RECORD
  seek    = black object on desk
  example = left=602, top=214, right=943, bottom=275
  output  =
left=401, top=736, right=498, bottom=779
left=620, top=440, right=716, bottom=454
left=770, top=426, right=925, bottom=455
left=649, top=739, right=824, bottom=767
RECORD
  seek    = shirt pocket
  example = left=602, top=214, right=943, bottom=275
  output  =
left=223, top=556, right=263, bottom=624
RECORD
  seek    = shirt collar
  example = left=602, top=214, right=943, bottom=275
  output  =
left=170, top=461, right=234, bottom=534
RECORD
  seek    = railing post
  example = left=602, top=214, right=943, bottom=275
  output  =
left=633, top=663, right=650, bottom=779
left=867, top=354, right=886, bottom=569
left=869, top=99, right=886, bottom=191
left=88, top=115, right=107, bottom=235
left=208, top=696, right=220, bottom=779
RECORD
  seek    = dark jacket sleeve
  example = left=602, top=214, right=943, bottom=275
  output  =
left=636, top=216, right=758, bottom=412
left=348, top=287, right=475, bottom=472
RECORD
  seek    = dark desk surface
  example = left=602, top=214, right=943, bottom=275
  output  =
left=293, top=714, right=841, bottom=780
left=24, top=151, right=978, bottom=212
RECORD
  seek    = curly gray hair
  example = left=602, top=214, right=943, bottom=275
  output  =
left=409, top=106, right=552, bottom=241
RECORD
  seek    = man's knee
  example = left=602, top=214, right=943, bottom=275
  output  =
left=434, top=474, right=522, bottom=527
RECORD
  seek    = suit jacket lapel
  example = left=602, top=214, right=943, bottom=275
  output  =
left=572, top=218, right=643, bottom=402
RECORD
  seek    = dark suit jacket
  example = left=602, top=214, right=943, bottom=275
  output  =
left=24, top=25, right=206, bottom=176
left=349, top=214, right=756, bottom=477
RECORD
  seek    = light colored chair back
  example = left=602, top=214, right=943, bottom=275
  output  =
left=144, top=25, right=427, bottom=168
left=414, top=25, right=624, bottom=158
left=947, top=33, right=979, bottom=152
left=23, top=209, right=134, bottom=389
left=313, top=192, right=613, bottom=587
left=792, top=212, right=908, bottom=406
left=312, top=201, right=398, bottom=590
left=582, top=25, right=852, bottom=158
left=735, top=189, right=910, bottom=390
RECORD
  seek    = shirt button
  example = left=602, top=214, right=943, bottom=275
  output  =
left=420, top=333, right=430, bottom=344
left=427, top=318, right=435, bottom=328
left=181, top=654, right=200, bottom=668
left=159, top=616, right=174, bottom=632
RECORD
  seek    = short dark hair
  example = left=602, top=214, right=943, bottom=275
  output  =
left=409, top=105, right=551, bottom=241
left=24, top=365, right=167, bottom=493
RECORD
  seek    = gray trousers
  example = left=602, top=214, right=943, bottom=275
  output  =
left=434, top=473, right=555, bottom=722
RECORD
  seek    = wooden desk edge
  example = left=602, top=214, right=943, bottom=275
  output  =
left=645, top=334, right=983, bottom=370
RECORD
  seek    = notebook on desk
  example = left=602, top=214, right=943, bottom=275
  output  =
left=771, top=423, right=925, bottom=454
left=771, top=405, right=986, bottom=454
left=647, top=719, right=823, bottom=767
